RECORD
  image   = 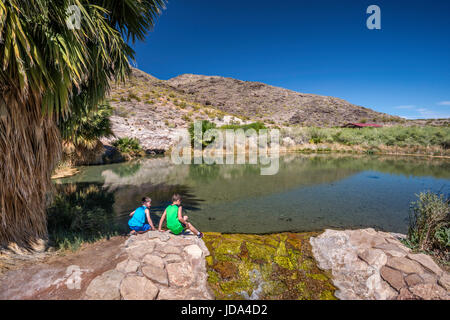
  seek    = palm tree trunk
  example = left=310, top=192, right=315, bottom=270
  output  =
left=0, top=93, right=61, bottom=249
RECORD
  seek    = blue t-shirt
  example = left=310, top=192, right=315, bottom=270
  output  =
left=128, top=206, right=147, bottom=227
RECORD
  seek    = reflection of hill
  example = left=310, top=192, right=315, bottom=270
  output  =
left=55, top=154, right=450, bottom=208
left=304, top=154, right=450, bottom=179
left=185, top=158, right=359, bottom=204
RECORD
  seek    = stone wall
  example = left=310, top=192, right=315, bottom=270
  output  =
left=84, top=231, right=214, bottom=300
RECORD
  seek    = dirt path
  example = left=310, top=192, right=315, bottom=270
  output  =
left=0, top=236, right=127, bottom=300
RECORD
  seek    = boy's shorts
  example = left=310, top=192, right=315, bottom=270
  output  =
left=129, top=224, right=151, bottom=232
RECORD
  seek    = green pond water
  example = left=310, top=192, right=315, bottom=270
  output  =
left=54, top=153, right=450, bottom=235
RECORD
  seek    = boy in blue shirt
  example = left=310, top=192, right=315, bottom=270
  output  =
left=128, top=197, right=155, bottom=235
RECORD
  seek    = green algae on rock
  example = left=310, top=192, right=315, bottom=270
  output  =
left=203, top=232, right=337, bottom=300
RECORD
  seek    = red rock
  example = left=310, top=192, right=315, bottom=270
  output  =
left=380, top=266, right=406, bottom=291
left=409, top=283, right=449, bottom=300
left=385, top=257, right=423, bottom=274
left=404, top=274, right=423, bottom=287
left=438, top=273, right=450, bottom=291
left=358, top=248, right=387, bottom=268
left=396, top=288, right=416, bottom=300
left=407, top=253, right=442, bottom=275
left=374, top=243, right=408, bottom=257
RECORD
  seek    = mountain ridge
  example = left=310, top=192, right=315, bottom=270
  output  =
left=104, top=68, right=447, bottom=150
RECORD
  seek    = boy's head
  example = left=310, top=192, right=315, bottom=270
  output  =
left=142, top=197, right=152, bottom=208
left=172, top=194, right=181, bottom=205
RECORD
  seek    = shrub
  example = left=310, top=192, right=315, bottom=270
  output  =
left=112, top=137, right=143, bottom=156
left=59, top=103, right=114, bottom=149
left=47, top=183, right=120, bottom=251
left=307, top=127, right=329, bottom=144
left=188, top=120, right=217, bottom=148
left=128, top=92, right=140, bottom=101
left=220, top=122, right=267, bottom=131
left=405, top=192, right=449, bottom=262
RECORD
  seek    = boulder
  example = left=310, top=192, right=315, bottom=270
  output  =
left=396, top=288, right=416, bottom=300
left=160, top=245, right=182, bottom=255
left=120, top=275, right=159, bottom=300
left=116, top=259, right=140, bottom=274
left=164, top=254, right=183, bottom=264
left=438, top=273, right=450, bottom=291
left=85, top=269, right=124, bottom=300
left=184, top=244, right=203, bottom=259
left=358, top=248, right=387, bottom=269
left=348, top=229, right=387, bottom=248
left=147, top=231, right=170, bottom=242
left=404, top=274, right=424, bottom=287
left=409, top=283, right=449, bottom=300
left=374, top=243, right=408, bottom=257
left=167, top=262, right=194, bottom=287
left=125, top=241, right=155, bottom=261
left=407, top=253, right=443, bottom=276
left=157, top=286, right=213, bottom=300
left=142, top=265, right=169, bottom=286
left=142, top=254, right=165, bottom=269
left=380, top=266, right=406, bottom=291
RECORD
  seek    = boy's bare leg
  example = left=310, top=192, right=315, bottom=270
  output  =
left=186, top=222, right=199, bottom=235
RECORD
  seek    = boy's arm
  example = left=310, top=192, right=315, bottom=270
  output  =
left=158, top=210, right=167, bottom=231
left=145, top=209, right=155, bottom=230
left=177, top=206, right=186, bottom=224
left=129, top=210, right=135, bottom=217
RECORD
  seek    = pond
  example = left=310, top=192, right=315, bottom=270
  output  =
left=54, top=153, right=450, bottom=235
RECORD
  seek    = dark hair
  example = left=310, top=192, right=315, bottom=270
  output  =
left=172, top=194, right=181, bottom=202
left=142, top=197, right=151, bottom=204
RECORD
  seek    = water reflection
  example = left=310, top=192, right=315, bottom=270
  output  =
left=54, top=154, right=450, bottom=234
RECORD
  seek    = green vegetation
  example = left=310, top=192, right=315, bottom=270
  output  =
left=404, top=192, right=449, bottom=263
left=112, top=137, right=143, bottom=156
left=188, top=120, right=218, bottom=148
left=59, top=103, right=114, bottom=149
left=128, top=92, right=141, bottom=101
left=203, top=232, right=336, bottom=299
left=47, top=183, right=122, bottom=251
left=220, top=121, right=267, bottom=131
left=284, top=126, right=450, bottom=149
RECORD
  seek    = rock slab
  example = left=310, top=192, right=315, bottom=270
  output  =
left=310, top=228, right=449, bottom=300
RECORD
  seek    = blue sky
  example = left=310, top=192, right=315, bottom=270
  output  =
left=131, top=0, right=450, bottom=119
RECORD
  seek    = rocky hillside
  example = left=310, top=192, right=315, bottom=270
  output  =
left=104, top=68, right=446, bottom=151
left=166, top=73, right=400, bottom=127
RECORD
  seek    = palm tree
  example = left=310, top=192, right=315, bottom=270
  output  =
left=0, top=0, right=165, bottom=249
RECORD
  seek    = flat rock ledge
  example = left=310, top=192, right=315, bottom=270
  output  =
left=84, top=231, right=214, bottom=300
left=310, top=228, right=449, bottom=300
